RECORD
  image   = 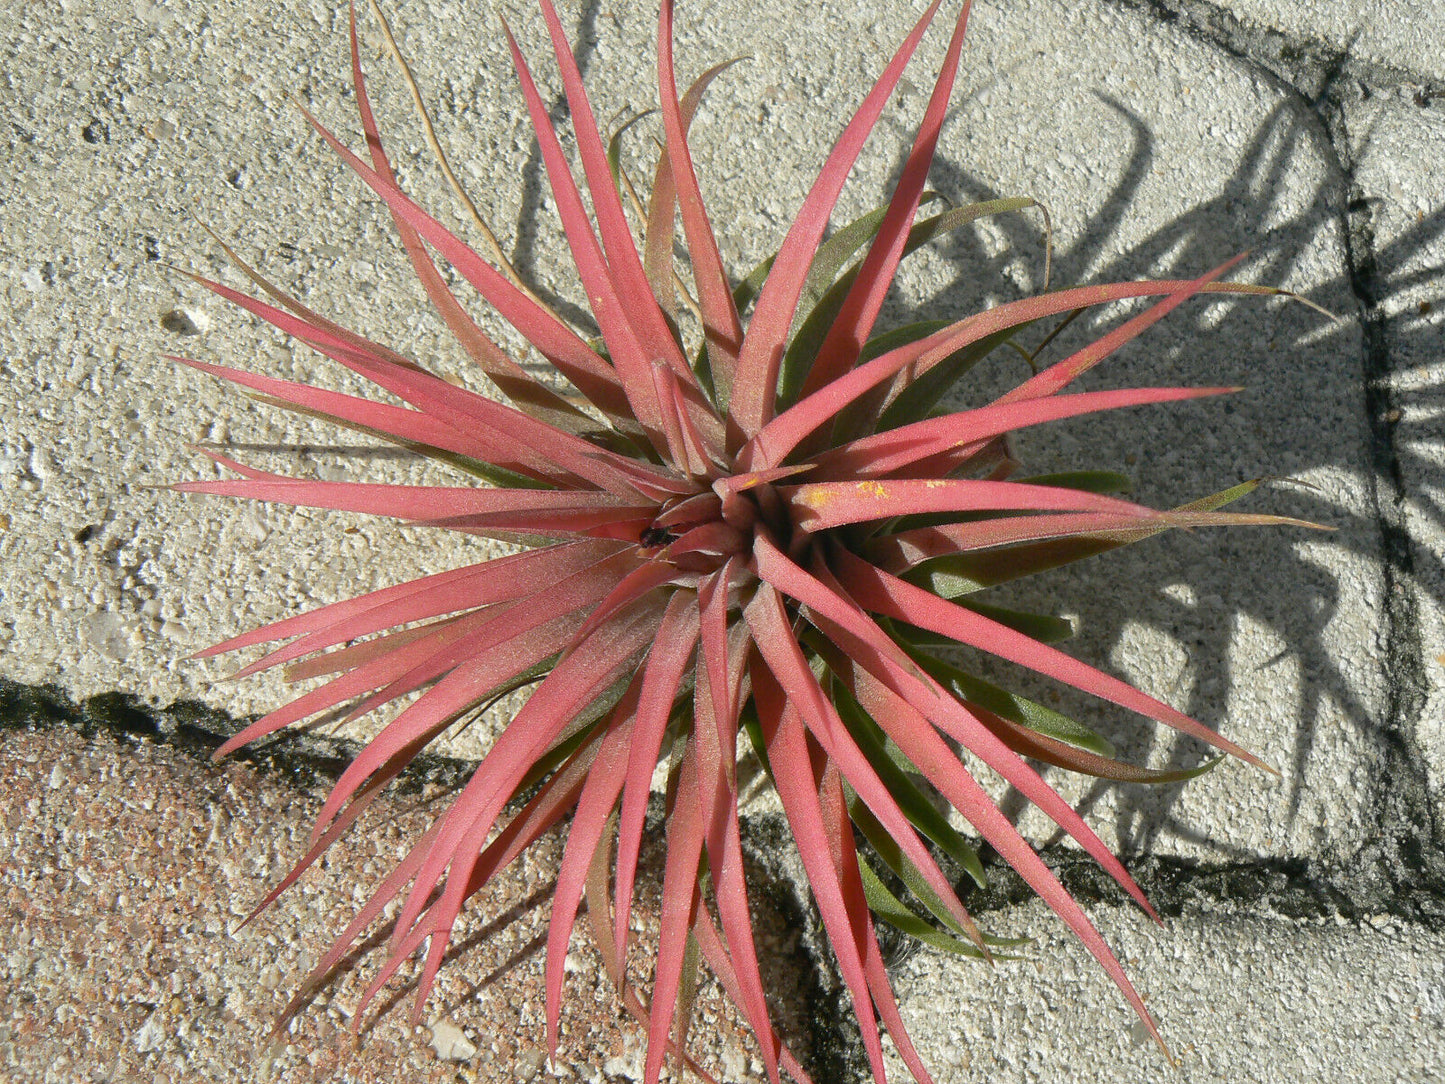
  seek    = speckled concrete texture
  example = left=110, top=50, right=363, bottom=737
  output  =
left=2, top=0, right=1443, bottom=1082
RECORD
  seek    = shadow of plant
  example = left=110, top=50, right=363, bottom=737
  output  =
left=871, top=89, right=1445, bottom=876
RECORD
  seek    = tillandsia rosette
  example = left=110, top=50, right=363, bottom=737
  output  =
left=170, top=2, right=1326, bottom=1082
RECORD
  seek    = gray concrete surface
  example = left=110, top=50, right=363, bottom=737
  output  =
left=2, top=0, right=1442, bottom=1081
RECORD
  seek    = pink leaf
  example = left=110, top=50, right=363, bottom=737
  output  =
left=228, top=541, right=623, bottom=679
left=742, top=273, right=1264, bottom=471
left=363, top=599, right=663, bottom=1020
left=344, top=3, right=593, bottom=434
left=534, top=1, right=717, bottom=413
left=544, top=698, right=639, bottom=1056
left=833, top=547, right=1271, bottom=770
left=812, top=386, right=1235, bottom=480
left=797, top=2, right=972, bottom=406
left=613, top=593, right=700, bottom=960
left=642, top=744, right=707, bottom=1084
left=818, top=762, right=937, bottom=1084
left=841, top=660, right=1169, bottom=1056
left=749, top=653, right=888, bottom=1081
left=745, top=581, right=978, bottom=970
left=728, top=0, right=945, bottom=436
left=692, top=914, right=813, bottom=1084
left=175, top=467, right=650, bottom=529
left=657, top=0, right=744, bottom=409
left=500, top=19, right=670, bottom=443
left=784, top=477, right=1166, bottom=534
left=291, top=99, right=638, bottom=424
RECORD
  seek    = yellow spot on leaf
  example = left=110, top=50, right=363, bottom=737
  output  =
left=856, top=481, right=888, bottom=500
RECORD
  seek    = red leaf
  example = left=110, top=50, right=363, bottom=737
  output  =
left=745, top=582, right=978, bottom=968
left=728, top=0, right=945, bottom=436
left=226, top=541, right=623, bottom=679
left=291, top=100, right=637, bottom=424
left=840, top=659, right=1169, bottom=1056
left=692, top=914, right=813, bottom=1084
left=872, top=511, right=1192, bottom=573
left=500, top=19, right=670, bottom=443
left=172, top=356, right=540, bottom=477
left=544, top=696, right=639, bottom=1056
left=785, top=477, right=1166, bottom=533
left=357, top=598, right=663, bottom=1021
left=691, top=642, right=779, bottom=1083
left=534, top=0, right=719, bottom=422
left=812, top=386, right=1235, bottom=480
left=997, top=254, right=1248, bottom=406
left=642, top=743, right=707, bottom=1084
left=657, top=0, right=744, bottom=409
left=797, top=2, right=972, bottom=407
left=175, top=466, right=651, bottom=530
left=344, top=4, right=594, bottom=435
left=613, top=594, right=700, bottom=965
left=742, top=274, right=1265, bottom=471
left=833, top=547, right=1271, bottom=770
left=818, top=762, right=937, bottom=1084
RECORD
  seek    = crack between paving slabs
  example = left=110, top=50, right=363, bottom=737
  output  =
left=1102, top=0, right=1445, bottom=923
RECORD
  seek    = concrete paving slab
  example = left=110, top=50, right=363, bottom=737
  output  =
left=1345, top=90, right=1445, bottom=801
left=1209, top=0, right=1445, bottom=80
left=0, top=718, right=808, bottom=1084
left=2, top=0, right=1442, bottom=1082
left=871, top=0, right=1379, bottom=872
left=884, top=895, right=1445, bottom=1084
left=1, top=0, right=1386, bottom=854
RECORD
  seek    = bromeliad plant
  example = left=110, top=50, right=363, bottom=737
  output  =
left=173, top=1, right=1320, bottom=1081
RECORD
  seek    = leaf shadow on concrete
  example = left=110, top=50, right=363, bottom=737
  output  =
left=866, top=86, right=1445, bottom=925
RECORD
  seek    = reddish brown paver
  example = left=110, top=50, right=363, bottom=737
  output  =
left=0, top=726, right=808, bottom=1084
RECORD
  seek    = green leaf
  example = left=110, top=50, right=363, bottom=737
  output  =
left=244, top=392, right=556, bottom=490
left=732, top=253, right=777, bottom=313
left=966, top=600, right=1074, bottom=643
left=1020, top=470, right=1134, bottom=496
left=872, top=325, right=1026, bottom=432
left=604, top=109, right=655, bottom=193
left=857, top=318, right=954, bottom=362
left=513, top=663, right=632, bottom=794
left=782, top=197, right=1039, bottom=412
left=859, top=861, right=1027, bottom=959
left=894, top=601, right=1073, bottom=644
left=847, top=792, right=976, bottom=938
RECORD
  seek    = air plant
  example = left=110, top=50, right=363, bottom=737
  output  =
left=171, top=1, right=1322, bottom=1081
